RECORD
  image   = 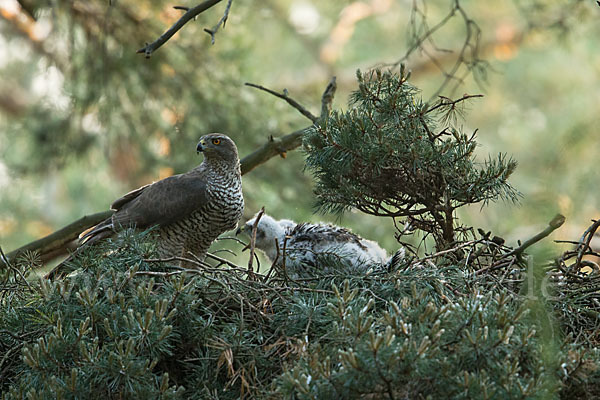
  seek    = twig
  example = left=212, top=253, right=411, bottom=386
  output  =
left=0, top=245, right=33, bottom=292
left=575, top=219, right=600, bottom=270
left=247, top=207, right=265, bottom=277
left=263, top=238, right=281, bottom=283
left=280, top=235, right=291, bottom=286
left=0, top=246, right=9, bottom=268
left=143, top=256, right=249, bottom=276
left=0, top=345, right=21, bottom=384
left=245, top=82, right=317, bottom=123
left=507, top=214, right=565, bottom=257
left=320, top=76, right=337, bottom=118
left=206, top=252, right=243, bottom=270
left=374, top=0, right=491, bottom=101
left=414, top=240, right=479, bottom=264
left=424, top=94, right=483, bottom=115
left=263, top=256, right=279, bottom=283
left=204, top=0, right=233, bottom=44
left=240, top=77, right=337, bottom=174
left=0, top=329, right=27, bottom=341
left=216, top=236, right=247, bottom=246
left=144, top=255, right=204, bottom=268
left=211, top=248, right=237, bottom=257
left=137, top=0, right=224, bottom=58
left=135, top=270, right=182, bottom=278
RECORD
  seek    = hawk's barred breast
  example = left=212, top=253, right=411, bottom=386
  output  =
left=156, top=161, right=244, bottom=262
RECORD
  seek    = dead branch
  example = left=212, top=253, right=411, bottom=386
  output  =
left=244, top=83, right=318, bottom=123
left=424, top=94, right=484, bottom=115
left=137, top=0, right=224, bottom=58
left=509, top=214, right=565, bottom=257
left=370, top=0, right=489, bottom=101
left=204, top=0, right=233, bottom=44
left=206, top=252, right=247, bottom=272
left=475, top=214, right=565, bottom=277
left=574, top=219, right=600, bottom=270
left=240, top=129, right=306, bottom=175
left=240, top=76, right=337, bottom=174
left=320, top=76, right=337, bottom=118
left=1, top=211, right=113, bottom=269
left=247, top=207, right=265, bottom=277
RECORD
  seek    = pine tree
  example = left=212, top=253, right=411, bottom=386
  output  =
left=304, top=68, right=519, bottom=250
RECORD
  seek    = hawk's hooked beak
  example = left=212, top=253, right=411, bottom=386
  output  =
left=196, top=140, right=206, bottom=154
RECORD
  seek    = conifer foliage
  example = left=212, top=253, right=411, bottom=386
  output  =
left=304, top=68, right=519, bottom=249
left=2, top=232, right=600, bottom=399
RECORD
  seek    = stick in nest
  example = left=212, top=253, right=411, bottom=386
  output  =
left=247, top=207, right=265, bottom=278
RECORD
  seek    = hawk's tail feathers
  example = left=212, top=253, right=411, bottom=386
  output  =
left=44, top=219, right=114, bottom=280
left=79, top=219, right=113, bottom=245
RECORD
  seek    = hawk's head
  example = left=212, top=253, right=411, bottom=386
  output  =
left=236, top=212, right=294, bottom=260
left=197, top=133, right=239, bottom=165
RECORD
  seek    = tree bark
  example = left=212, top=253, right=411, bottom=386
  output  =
left=2, top=211, right=113, bottom=267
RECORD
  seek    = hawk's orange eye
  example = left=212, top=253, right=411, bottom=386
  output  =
left=212, top=138, right=221, bottom=145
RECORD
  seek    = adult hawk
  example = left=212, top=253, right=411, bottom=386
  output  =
left=47, top=133, right=244, bottom=278
left=237, top=212, right=404, bottom=278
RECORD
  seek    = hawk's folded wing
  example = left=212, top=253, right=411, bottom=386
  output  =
left=110, top=173, right=210, bottom=229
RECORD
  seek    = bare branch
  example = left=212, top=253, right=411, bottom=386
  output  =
left=240, top=129, right=306, bottom=175
left=573, top=219, right=600, bottom=270
left=247, top=207, right=265, bottom=277
left=0, top=246, right=9, bottom=268
left=509, top=214, right=566, bottom=257
left=425, top=94, right=484, bottom=115
left=205, top=252, right=242, bottom=270
left=137, top=0, right=224, bottom=58
left=378, top=0, right=487, bottom=100
left=1, top=211, right=113, bottom=269
left=204, top=0, right=233, bottom=44
left=320, top=76, right=337, bottom=118
left=245, top=82, right=318, bottom=123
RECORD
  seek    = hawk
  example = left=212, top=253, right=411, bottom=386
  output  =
left=47, top=133, right=244, bottom=278
left=237, top=212, right=404, bottom=278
